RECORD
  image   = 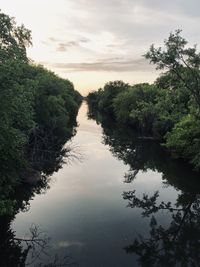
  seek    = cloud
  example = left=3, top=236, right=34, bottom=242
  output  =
left=56, top=41, right=79, bottom=52
left=48, top=37, right=57, bottom=42
left=58, top=240, right=84, bottom=248
left=64, top=0, right=200, bottom=44
left=42, top=57, right=154, bottom=72
left=2, top=0, right=200, bottom=92
left=79, top=37, right=90, bottom=43
left=42, top=36, right=91, bottom=52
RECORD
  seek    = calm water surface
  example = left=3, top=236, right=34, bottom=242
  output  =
left=11, top=102, right=200, bottom=266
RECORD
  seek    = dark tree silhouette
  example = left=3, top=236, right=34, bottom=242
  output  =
left=123, top=191, right=200, bottom=267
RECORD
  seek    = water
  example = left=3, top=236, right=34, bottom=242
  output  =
left=9, top=102, right=200, bottom=266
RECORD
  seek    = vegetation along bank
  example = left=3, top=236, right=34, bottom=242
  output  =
left=87, top=30, right=200, bottom=170
left=0, top=11, right=82, bottom=216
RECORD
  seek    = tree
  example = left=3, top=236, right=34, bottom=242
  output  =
left=165, top=115, right=200, bottom=169
left=113, top=84, right=159, bottom=136
left=98, top=80, right=130, bottom=115
left=145, top=29, right=200, bottom=114
left=0, top=10, right=32, bottom=62
left=0, top=11, right=34, bottom=186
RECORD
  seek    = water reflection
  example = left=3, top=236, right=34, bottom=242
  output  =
left=0, top=121, right=80, bottom=266
left=123, top=191, right=200, bottom=267
left=88, top=105, right=200, bottom=266
left=0, top=221, right=48, bottom=266
left=88, top=107, right=200, bottom=189
left=0, top=219, right=78, bottom=266
left=2, top=103, right=199, bottom=266
left=27, top=121, right=78, bottom=175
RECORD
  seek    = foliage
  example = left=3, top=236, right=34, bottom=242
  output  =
left=87, top=30, right=200, bottom=169
left=0, top=11, right=82, bottom=216
left=166, top=115, right=200, bottom=169
left=29, top=65, right=80, bottom=139
left=145, top=29, right=200, bottom=113
left=0, top=10, right=32, bottom=62
left=87, top=81, right=129, bottom=117
left=87, top=88, right=103, bottom=111
left=88, top=81, right=189, bottom=138
left=113, top=84, right=159, bottom=136
left=0, top=61, right=36, bottom=198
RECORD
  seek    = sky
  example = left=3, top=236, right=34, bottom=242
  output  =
left=1, top=0, right=200, bottom=95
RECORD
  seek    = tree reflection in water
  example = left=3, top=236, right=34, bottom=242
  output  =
left=0, top=124, right=80, bottom=266
left=0, top=202, right=79, bottom=267
left=123, top=191, right=200, bottom=267
left=88, top=106, right=200, bottom=267
left=0, top=220, right=78, bottom=266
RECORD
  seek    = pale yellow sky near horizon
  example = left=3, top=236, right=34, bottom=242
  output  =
left=1, top=0, right=200, bottom=95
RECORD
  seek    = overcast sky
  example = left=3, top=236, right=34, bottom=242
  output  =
left=1, top=0, right=200, bottom=95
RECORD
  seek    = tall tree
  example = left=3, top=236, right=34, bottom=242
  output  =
left=145, top=29, right=200, bottom=113
left=0, top=10, right=32, bottom=62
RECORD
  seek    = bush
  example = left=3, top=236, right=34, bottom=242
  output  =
left=166, top=115, right=200, bottom=169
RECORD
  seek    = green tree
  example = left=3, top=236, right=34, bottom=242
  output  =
left=166, top=115, right=200, bottom=169
left=0, top=10, right=32, bottom=62
left=98, top=80, right=129, bottom=115
left=145, top=29, right=200, bottom=114
left=113, top=84, right=159, bottom=137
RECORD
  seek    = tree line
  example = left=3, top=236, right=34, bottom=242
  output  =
left=87, top=30, right=200, bottom=170
left=0, top=11, right=82, bottom=215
